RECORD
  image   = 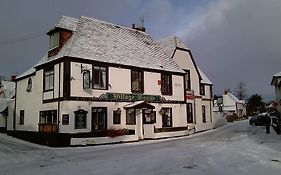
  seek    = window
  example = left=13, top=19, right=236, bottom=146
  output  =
left=39, top=110, right=57, bottom=124
left=161, top=74, right=172, bottom=95
left=200, top=84, right=205, bottom=95
left=20, top=110, right=24, bottom=125
left=44, top=68, right=54, bottom=91
left=83, top=70, right=91, bottom=89
left=113, top=110, right=121, bottom=124
left=202, top=106, right=206, bottom=123
left=74, top=109, right=88, bottom=129
left=126, top=109, right=136, bottom=125
left=93, top=66, right=107, bottom=89
left=131, top=70, right=143, bottom=93
left=62, top=114, right=69, bottom=125
left=187, top=103, right=193, bottom=123
left=185, top=70, right=191, bottom=90
left=143, top=109, right=156, bottom=124
left=49, top=32, right=59, bottom=50
left=161, top=108, right=172, bottom=127
left=26, top=78, right=32, bottom=92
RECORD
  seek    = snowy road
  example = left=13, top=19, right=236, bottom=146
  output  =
left=1, top=120, right=281, bottom=175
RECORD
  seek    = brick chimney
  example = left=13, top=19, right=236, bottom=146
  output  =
left=11, top=75, right=16, bottom=82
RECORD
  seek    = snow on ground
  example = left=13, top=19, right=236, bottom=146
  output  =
left=1, top=120, right=281, bottom=175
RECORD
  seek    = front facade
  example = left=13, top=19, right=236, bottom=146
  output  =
left=10, top=16, right=192, bottom=146
left=158, top=37, right=214, bottom=132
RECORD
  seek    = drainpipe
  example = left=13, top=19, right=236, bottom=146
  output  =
left=57, top=63, right=61, bottom=134
left=13, top=81, right=17, bottom=131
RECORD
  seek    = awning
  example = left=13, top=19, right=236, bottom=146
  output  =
left=123, top=101, right=155, bottom=109
left=0, top=99, right=14, bottom=112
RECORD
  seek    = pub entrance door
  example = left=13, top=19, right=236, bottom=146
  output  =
left=92, top=107, right=107, bottom=131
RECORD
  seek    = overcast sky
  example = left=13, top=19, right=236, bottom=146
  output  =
left=0, top=0, right=280, bottom=101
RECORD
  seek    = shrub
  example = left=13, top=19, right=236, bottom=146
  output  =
left=104, top=128, right=129, bottom=138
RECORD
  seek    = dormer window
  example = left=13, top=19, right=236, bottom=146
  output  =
left=49, top=32, right=59, bottom=50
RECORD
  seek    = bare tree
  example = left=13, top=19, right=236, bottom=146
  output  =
left=235, top=81, right=247, bottom=100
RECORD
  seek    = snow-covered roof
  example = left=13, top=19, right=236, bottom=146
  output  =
left=1, top=81, right=15, bottom=99
left=273, top=72, right=281, bottom=77
left=157, top=36, right=190, bottom=58
left=227, top=92, right=241, bottom=103
left=198, top=68, right=213, bottom=85
left=48, top=16, right=79, bottom=33
left=271, top=71, right=281, bottom=86
left=16, top=67, right=36, bottom=80
left=0, top=99, right=14, bottom=112
left=37, top=16, right=184, bottom=74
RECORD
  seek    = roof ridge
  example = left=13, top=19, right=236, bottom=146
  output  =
left=80, top=16, right=149, bottom=36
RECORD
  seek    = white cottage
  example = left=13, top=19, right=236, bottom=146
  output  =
left=10, top=16, right=192, bottom=146
left=0, top=79, right=15, bottom=132
left=213, top=91, right=246, bottom=117
left=158, top=36, right=214, bottom=132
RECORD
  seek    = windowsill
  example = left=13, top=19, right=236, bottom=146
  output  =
left=93, top=88, right=108, bottom=90
left=49, top=45, right=59, bottom=51
left=126, top=123, right=136, bottom=125
left=43, top=89, right=54, bottom=93
left=131, top=91, right=144, bottom=94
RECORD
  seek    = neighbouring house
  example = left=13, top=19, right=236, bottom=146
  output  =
left=271, top=72, right=281, bottom=133
left=213, top=91, right=246, bottom=120
left=0, top=78, right=15, bottom=132
left=9, top=16, right=193, bottom=146
left=271, top=72, right=281, bottom=115
left=158, top=36, right=214, bottom=132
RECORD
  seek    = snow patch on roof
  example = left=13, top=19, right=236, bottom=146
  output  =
left=198, top=68, right=213, bottom=85
left=48, top=16, right=79, bottom=33
left=39, top=16, right=184, bottom=73
left=157, top=36, right=190, bottom=58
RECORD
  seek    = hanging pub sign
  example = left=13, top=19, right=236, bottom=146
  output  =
left=186, top=90, right=195, bottom=100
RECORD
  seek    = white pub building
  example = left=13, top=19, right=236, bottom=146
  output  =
left=9, top=16, right=213, bottom=146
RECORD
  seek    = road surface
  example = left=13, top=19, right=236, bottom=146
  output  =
left=1, top=120, right=281, bottom=175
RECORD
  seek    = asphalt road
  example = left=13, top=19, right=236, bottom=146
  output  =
left=1, top=120, right=281, bottom=175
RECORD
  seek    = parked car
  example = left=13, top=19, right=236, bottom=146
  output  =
left=249, top=114, right=265, bottom=126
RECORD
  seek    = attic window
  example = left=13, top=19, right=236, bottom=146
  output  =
left=26, top=78, right=32, bottom=92
left=49, top=32, right=59, bottom=50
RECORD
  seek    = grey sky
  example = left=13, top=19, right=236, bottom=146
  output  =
left=0, top=0, right=280, bottom=100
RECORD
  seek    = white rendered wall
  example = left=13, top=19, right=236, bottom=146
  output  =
left=173, top=50, right=200, bottom=95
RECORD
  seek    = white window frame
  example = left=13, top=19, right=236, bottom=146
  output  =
left=49, top=32, right=60, bottom=50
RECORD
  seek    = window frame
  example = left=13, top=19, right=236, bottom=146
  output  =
left=43, top=67, right=54, bottom=92
left=49, top=32, right=60, bottom=50
left=202, top=105, right=206, bottom=123
left=126, top=108, right=136, bottom=125
left=113, top=110, right=121, bottom=124
left=39, top=110, right=57, bottom=124
left=83, top=70, right=91, bottom=89
left=161, top=108, right=172, bottom=127
left=92, top=65, right=108, bottom=90
left=187, top=103, right=193, bottom=123
left=185, top=70, right=191, bottom=91
left=131, top=70, right=144, bottom=93
left=200, top=83, right=205, bottom=96
left=161, top=73, right=172, bottom=96
left=19, top=110, right=24, bottom=125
